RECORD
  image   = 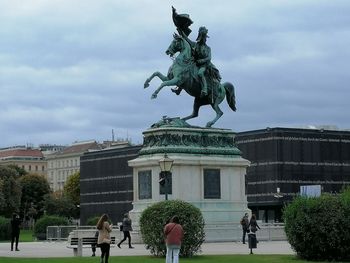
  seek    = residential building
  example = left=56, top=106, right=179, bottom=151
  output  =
left=46, top=140, right=101, bottom=191
left=0, top=146, right=46, bottom=176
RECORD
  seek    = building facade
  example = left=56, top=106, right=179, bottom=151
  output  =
left=0, top=146, right=46, bottom=176
left=80, top=145, right=142, bottom=224
left=235, top=127, right=350, bottom=222
left=46, top=140, right=101, bottom=191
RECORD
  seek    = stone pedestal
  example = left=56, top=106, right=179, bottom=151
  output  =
left=128, top=120, right=250, bottom=242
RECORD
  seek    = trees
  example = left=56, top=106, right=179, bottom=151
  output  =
left=19, top=173, right=50, bottom=219
left=63, top=171, right=80, bottom=206
left=43, top=192, right=77, bottom=219
left=0, top=166, right=22, bottom=217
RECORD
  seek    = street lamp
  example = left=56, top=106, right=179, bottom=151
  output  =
left=158, top=153, right=174, bottom=200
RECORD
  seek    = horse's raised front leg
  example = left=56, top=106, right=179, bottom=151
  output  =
left=182, top=99, right=200, bottom=122
left=144, top=71, right=168, bottom=89
left=151, top=77, right=180, bottom=99
left=206, top=103, right=223, bottom=127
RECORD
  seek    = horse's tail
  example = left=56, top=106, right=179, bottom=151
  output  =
left=223, top=82, right=236, bottom=111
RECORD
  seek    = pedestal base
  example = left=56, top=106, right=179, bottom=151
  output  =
left=128, top=124, right=250, bottom=242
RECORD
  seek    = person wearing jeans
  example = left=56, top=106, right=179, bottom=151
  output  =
left=164, top=216, right=184, bottom=263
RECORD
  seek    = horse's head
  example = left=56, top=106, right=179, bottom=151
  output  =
left=166, top=33, right=183, bottom=57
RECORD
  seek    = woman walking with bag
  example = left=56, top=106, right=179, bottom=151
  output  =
left=96, top=214, right=112, bottom=263
left=117, top=212, right=134, bottom=249
left=164, top=216, right=184, bottom=263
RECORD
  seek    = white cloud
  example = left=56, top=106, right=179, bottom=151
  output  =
left=0, top=0, right=350, bottom=147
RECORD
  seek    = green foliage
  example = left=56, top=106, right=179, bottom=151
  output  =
left=34, top=215, right=69, bottom=240
left=86, top=216, right=100, bottom=226
left=0, top=166, right=22, bottom=217
left=44, top=193, right=78, bottom=219
left=19, top=173, right=50, bottom=219
left=63, top=171, right=80, bottom=205
left=283, top=193, right=350, bottom=261
left=0, top=216, right=11, bottom=240
left=139, top=200, right=205, bottom=257
left=6, top=164, right=27, bottom=176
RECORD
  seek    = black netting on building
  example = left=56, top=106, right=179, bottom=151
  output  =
left=80, top=146, right=142, bottom=224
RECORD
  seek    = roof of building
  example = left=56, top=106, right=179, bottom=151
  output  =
left=57, top=141, right=101, bottom=155
left=236, top=127, right=350, bottom=137
left=0, top=148, right=44, bottom=160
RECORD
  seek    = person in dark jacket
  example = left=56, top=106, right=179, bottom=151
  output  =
left=10, top=213, right=21, bottom=251
left=248, top=214, right=260, bottom=233
left=164, top=216, right=184, bottom=263
left=91, top=230, right=99, bottom=257
left=117, top=213, right=134, bottom=249
left=240, top=213, right=249, bottom=244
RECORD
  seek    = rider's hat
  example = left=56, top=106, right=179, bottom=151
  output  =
left=196, top=26, right=209, bottom=41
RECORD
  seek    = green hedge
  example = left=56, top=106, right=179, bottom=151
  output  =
left=283, top=189, right=350, bottom=261
left=0, top=216, right=11, bottom=240
left=34, top=215, right=69, bottom=240
left=139, top=200, right=205, bottom=257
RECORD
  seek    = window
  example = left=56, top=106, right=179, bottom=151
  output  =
left=138, top=170, right=152, bottom=199
left=29, top=165, right=31, bottom=171
left=35, top=165, right=38, bottom=171
left=204, top=169, right=221, bottom=199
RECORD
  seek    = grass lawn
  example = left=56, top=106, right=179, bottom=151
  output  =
left=19, top=230, right=35, bottom=242
left=0, top=255, right=341, bottom=263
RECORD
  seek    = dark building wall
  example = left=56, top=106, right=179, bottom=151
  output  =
left=80, top=145, right=142, bottom=224
left=235, top=127, right=350, bottom=222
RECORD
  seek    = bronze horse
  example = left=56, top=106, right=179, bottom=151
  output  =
left=144, top=33, right=236, bottom=127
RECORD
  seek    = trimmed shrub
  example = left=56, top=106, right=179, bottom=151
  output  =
left=34, top=215, right=69, bottom=240
left=139, top=200, right=205, bottom=257
left=283, top=192, right=350, bottom=261
left=0, top=216, right=11, bottom=240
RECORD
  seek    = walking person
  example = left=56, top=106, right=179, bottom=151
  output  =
left=247, top=214, right=260, bottom=254
left=164, top=216, right=184, bottom=263
left=10, top=213, right=21, bottom=251
left=96, top=214, right=112, bottom=263
left=240, top=213, right=249, bottom=244
left=117, top=212, right=134, bottom=249
left=248, top=214, right=261, bottom=234
left=91, top=229, right=99, bottom=257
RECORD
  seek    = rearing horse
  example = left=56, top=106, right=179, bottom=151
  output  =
left=144, top=33, right=236, bottom=127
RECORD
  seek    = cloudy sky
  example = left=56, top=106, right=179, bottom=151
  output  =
left=1, top=0, right=349, bottom=147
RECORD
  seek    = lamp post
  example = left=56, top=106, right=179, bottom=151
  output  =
left=158, top=153, right=174, bottom=200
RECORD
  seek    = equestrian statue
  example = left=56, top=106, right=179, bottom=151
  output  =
left=144, top=7, right=236, bottom=128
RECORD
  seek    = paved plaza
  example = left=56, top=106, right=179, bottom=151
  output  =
left=0, top=241, right=294, bottom=258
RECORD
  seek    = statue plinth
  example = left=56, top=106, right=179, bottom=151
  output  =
left=140, top=117, right=241, bottom=156
left=128, top=120, right=250, bottom=242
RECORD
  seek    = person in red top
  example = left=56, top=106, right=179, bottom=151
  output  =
left=164, top=216, right=184, bottom=263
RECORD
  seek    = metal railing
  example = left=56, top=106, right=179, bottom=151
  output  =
left=47, top=226, right=94, bottom=241
left=47, top=223, right=286, bottom=242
